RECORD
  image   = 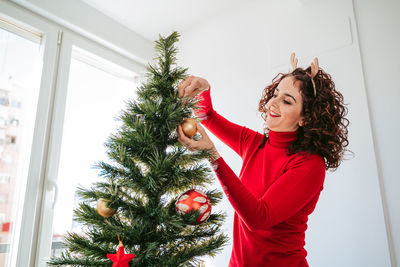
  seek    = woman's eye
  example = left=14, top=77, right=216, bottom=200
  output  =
left=272, top=94, right=290, bottom=104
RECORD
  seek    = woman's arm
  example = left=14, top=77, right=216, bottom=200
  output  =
left=177, top=121, right=325, bottom=230
left=178, top=76, right=260, bottom=158
left=210, top=155, right=325, bottom=231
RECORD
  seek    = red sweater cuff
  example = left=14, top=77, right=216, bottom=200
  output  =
left=194, top=87, right=215, bottom=122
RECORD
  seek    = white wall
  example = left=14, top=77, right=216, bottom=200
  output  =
left=353, top=0, right=400, bottom=266
left=7, top=0, right=154, bottom=65
left=179, top=0, right=393, bottom=266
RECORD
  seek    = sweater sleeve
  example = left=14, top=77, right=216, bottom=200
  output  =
left=211, top=155, right=326, bottom=231
left=194, top=89, right=259, bottom=158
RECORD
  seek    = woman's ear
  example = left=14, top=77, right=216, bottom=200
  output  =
left=299, top=118, right=305, bottom=127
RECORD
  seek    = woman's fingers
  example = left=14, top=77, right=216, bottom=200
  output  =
left=177, top=81, right=186, bottom=97
left=177, top=122, right=215, bottom=152
left=184, top=84, right=201, bottom=98
left=178, top=76, right=209, bottom=98
left=196, top=123, right=207, bottom=136
left=178, top=76, right=193, bottom=97
left=196, top=124, right=213, bottom=150
left=177, top=125, right=193, bottom=148
left=181, top=80, right=200, bottom=98
left=177, top=125, right=202, bottom=152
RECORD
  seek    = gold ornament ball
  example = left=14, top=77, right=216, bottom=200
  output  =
left=96, top=198, right=117, bottom=218
left=181, top=118, right=197, bottom=138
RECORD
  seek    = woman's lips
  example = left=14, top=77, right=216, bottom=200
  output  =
left=269, top=111, right=280, bottom=118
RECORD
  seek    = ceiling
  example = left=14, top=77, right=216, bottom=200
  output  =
left=81, top=0, right=249, bottom=41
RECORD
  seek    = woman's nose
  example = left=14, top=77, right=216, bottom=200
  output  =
left=270, top=97, right=279, bottom=108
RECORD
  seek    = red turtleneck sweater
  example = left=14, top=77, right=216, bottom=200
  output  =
left=195, top=89, right=326, bottom=267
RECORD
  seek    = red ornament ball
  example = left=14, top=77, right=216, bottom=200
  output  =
left=176, top=189, right=212, bottom=224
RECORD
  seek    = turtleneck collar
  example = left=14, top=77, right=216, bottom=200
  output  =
left=267, top=130, right=298, bottom=148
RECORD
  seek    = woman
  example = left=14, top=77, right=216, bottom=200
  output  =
left=176, top=54, right=349, bottom=267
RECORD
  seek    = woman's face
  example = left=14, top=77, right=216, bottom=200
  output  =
left=265, top=76, right=304, bottom=132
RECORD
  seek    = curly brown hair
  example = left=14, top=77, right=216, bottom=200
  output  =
left=258, top=67, right=350, bottom=171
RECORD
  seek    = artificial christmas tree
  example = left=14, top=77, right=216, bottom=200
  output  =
left=48, top=31, right=228, bottom=266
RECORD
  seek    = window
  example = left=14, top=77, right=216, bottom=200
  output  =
left=50, top=47, right=138, bottom=257
left=0, top=18, right=42, bottom=266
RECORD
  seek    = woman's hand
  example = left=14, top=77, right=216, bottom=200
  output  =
left=178, top=76, right=210, bottom=99
left=177, top=122, right=221, bottom=162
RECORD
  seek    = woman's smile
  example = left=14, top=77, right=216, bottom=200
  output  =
left=269, top=110, right=280, bottom=117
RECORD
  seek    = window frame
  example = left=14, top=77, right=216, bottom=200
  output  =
left=35, top=29, right=144, bottom=267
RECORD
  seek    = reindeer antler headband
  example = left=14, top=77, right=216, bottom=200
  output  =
left=290, top=52, right=319, bottom=97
